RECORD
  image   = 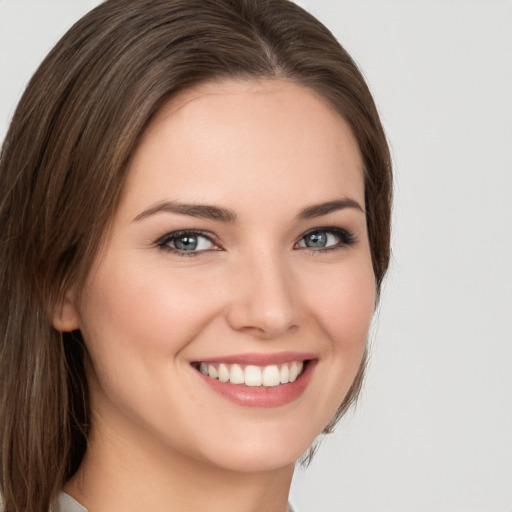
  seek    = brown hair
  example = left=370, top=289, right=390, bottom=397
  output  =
left=0, top=0, right=392, bottom=510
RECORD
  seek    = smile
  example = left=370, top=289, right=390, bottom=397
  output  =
left=191, top=354, right=316, bottom=408
left=197, top=361, right=305, bottom=387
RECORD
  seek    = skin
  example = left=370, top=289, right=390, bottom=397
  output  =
left=55, top=79, right=376, bottom=512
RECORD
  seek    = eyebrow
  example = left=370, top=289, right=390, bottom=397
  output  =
left=297, top=198, right=364, bottom=219
left=134, top=200, right=237, bottom=223
left=134, top=197, right=364, bottom=223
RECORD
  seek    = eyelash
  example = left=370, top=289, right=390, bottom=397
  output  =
left=296, top=227, right=356, bottom=254
left=155, top=227, right=356, bottom=257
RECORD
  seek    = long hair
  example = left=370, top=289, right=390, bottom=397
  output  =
left=0, top=1, right=392, bottom=510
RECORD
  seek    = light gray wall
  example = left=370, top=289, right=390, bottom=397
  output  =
left=1, top=1, right=511, bottom=511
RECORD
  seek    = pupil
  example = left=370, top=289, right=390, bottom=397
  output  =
left=175, top=235, right=197, bottom=251
left=306, top=232, right=326, bottom=248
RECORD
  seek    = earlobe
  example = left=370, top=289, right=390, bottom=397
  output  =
left=52, top=293, right=80, bottom=332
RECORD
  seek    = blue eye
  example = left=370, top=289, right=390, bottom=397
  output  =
left=297, top=228, right=355, bottom=251
left=157, top=231, right=216, bottom=253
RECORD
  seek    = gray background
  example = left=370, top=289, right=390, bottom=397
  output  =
left=1, top=1, right=511, bottom=511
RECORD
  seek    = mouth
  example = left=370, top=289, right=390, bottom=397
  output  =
left=193, top=360, right=307, bottom=387
left=191, top=354, right=316, bottom=407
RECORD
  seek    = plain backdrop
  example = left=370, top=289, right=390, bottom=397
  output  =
left=1, top=1, right=511, bottom=511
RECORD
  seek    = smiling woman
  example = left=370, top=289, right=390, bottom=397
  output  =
left=0, top=1, right=391, bottom=512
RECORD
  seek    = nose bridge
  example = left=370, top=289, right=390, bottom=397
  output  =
left=226, top=245, right=298, bottom=337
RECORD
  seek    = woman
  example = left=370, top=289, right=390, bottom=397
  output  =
left=0, top=1, right=392, bottom=511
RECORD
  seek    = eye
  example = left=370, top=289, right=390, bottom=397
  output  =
left=156, top=230, right=218, bottom=254
left=296, top=228, right=355, bottom=251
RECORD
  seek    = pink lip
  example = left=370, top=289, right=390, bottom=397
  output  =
left=192, top=351, right=316, bottom=366
left=193, top=357, right=317, bottom=408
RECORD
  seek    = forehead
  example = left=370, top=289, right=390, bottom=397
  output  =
left=121, top=79, right=364, bottom=218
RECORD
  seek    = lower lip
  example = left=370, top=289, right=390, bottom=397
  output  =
left=194, top=360, right=317, bottom=408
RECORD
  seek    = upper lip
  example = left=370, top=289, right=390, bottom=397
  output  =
left=191, top=351, right=316, bottom=366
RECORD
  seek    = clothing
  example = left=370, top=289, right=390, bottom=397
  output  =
left=55, top=492, right=297, bottom=512
left=54, top=493, right=88, bottom=512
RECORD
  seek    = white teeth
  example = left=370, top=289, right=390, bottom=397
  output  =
left=208, top=365, right=218, bottom=379
left=279, top=364, right=290, bottom=384
left=197, top=361, right=306, bottom=387
left=262, top=365, right=280, bottom=387
left=229, top=364, right=245, bottom=384
left=289, top=362, right=299, bottom=382
left=245, top=365, right=262, bottom=386
left=218, top=363, right=229, bottom=383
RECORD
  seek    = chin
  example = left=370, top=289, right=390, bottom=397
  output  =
left=188, top=417, right=324, bottom=474
left=203, top=443, right=304, bottom=474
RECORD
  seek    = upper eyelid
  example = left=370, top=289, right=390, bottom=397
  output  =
left=300, top=226, right=344, bottom=234
left=297, top=226, right=353, bottom=239
left=156, top=229, right=221, bottom=247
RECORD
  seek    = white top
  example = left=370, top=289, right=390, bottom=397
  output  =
left=55, top=492, right=297, bottom=512
left=54, top=493, right=88, bottom=512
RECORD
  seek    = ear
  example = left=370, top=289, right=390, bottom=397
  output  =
left=52, top=291, right=80, bottom=332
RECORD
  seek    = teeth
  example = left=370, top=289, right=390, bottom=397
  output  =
left=279, top=364, right=289, bottom=384
left=208, top=365, right=218, bottom=379
left=245, top=365, right=262, bottom=387
left=230, top=364, right=245, bottom=384
left=262, top=365, right=280, bottom=387
left=197, top=361, right=306, bottom=387
left=289, top=362, right=298, bottom=382
left=218, top=363, right=229, bottom=383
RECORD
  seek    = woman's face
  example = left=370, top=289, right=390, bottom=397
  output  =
left=63, top=79, right=375, bottom=473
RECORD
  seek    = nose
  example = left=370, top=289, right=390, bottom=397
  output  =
left=225, top=251, right=299, bottom=339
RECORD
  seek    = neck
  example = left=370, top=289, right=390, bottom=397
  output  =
left=64, top=411, right=294, bottom=512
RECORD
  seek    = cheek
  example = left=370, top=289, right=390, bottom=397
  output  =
left=76, top=260, right=226, bottom=428
left=298, top=256, right=375, bottom=424
left=306, top=259, right=376, bottom=351
left=80, top=261, right=219, bottom=353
